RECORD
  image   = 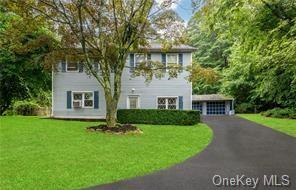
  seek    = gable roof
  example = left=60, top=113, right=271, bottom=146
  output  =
left=192, top=94, right=234, bottom=101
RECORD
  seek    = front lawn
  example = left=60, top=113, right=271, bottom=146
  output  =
left=239, top=114, right=296, bottom=137
left=0, top=116, right=212, bottom=190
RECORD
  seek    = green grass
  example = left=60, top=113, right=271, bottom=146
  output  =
left=239, top=114, right=296, bottom=137
left=0, top=116, right=212, bottom=190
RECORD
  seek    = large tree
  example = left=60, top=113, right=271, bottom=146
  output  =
left=190, top=0, right=296, bottom=110
left=0, top=4, right=55, bottom=114
left=187, top=4, right=231, bottom=94
left=9, top=0, right=185, bottom=127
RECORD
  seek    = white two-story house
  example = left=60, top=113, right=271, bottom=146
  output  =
left=52, top=43, right=196, bottom=119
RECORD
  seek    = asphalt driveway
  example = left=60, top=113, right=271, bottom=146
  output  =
left=87, top=116, right=296, bottom=190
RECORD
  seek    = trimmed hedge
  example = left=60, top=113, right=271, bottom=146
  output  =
left=261, top=108, right=296, bottom=119
left=117, top=109, right=200, bottom=125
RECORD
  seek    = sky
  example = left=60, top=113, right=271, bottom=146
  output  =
left=155, top=0, right=195, bottom=23
left=175, top=0, right=194, bottom=23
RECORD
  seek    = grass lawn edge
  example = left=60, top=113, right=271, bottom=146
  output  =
left=238, top=114, right=296, bottom=138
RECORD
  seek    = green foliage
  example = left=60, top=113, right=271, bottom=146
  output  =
left=187, top=62, right=221, bottom=94
left=187, top=11, right=231, bottom=95
left=0, top=8, right=54, bottom=114
left=187, top=13, right=231, bottom=69
left=190, top=0, right=296, bottom=110
left=1, top=109, right=14, bottom=116
left=117, top=109, right=200, bottom=125
left=235, top=103, right=256, bottom=114
left=13, top=100, right=40, bottom=116
left=192, top=80, right=221, bottom=94
left=261, top=108, right=296, bottom=119
left=35, top=91, right=52, bottom=107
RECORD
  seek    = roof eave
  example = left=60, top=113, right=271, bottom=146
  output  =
left=135, top=48, right=197, bottom=53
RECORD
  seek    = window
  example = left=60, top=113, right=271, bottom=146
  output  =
left=192, top=101, right=202, bottom=112
left=66, top=61, right=79, bottom=72
left=167, top=54, right=178, bottom=66
left=135, top=53, right=146, bottom=66
left=84, top=92, right=93, bottom=107
left=128, top=96, right=140, bottom=109
left=73, top=93, right=82, bottom=108
left=72, top=92, right=94, bottom=108
left=157, top=97, right=177, bottom=110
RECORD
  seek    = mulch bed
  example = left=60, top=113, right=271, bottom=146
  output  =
left=86, top=124, right=142, bottom=134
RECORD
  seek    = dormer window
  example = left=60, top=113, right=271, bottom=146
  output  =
left=66, top=62, right=79, bottom=72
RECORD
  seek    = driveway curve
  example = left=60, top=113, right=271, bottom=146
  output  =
left=87, top=116, right=296, bottom=190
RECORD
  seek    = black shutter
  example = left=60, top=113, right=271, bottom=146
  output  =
left=178, top=53, right=183, bottom=71
left=147, top=53, right=151, bottom=61
left=94, top=91, right=99, bottom=109
left=61, top=61, right=66, bottom=72
left=67, top=91, right=72, bottom=109
left=129, top=53, right=134, bottom=72
left=79, top=63, right=83, bottom=72
left=178, top=96, right=183, bottom=110
left=161, top=53, right=166, bottom=72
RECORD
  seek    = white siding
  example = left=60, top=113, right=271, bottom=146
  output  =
left=52, top=53, right=192, bottom=118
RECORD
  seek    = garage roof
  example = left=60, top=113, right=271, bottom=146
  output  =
left=192, top=94, right=234, bottom=101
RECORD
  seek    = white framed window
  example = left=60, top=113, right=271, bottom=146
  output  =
left=135, top=53, right=147, bottom=66
left=157, top=97, right=178, bottom=110
left=66, top=61, right=79, bottom=72
left=166, top=53, right=178, bottom=66
left=72, top=92, right=94, bottom=108
left=127, top=95, right=140, bottom=109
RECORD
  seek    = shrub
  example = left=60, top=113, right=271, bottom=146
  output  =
left=261, top=108, right=296, bottom=119
left=2, top=109, right=14, bottom=116
left=13, top=100, right=40, bottom=116
left=35, top=91, right=52, bottom=107
left=289, top=113, right=296, bottom=119
left=235, top=103, right=255, bottom=113
left=261, top=109, right=273, bottom=117
left=117, top=109, right=200, bottom=125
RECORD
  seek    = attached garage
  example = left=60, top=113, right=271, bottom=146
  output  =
left=192, top=94, right=235, bottom=115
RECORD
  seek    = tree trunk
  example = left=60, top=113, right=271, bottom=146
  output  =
left=106, top=105, right=117, bottom=128
left=102, top=59, right=125, bottom=128
left=105, top=94, right=119, bottom=128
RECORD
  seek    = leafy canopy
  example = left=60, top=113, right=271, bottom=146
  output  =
left=189, top=0, right=296, bottom=109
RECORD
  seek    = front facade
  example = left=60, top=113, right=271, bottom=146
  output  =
left=52, top=44, right=196, bottom=119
